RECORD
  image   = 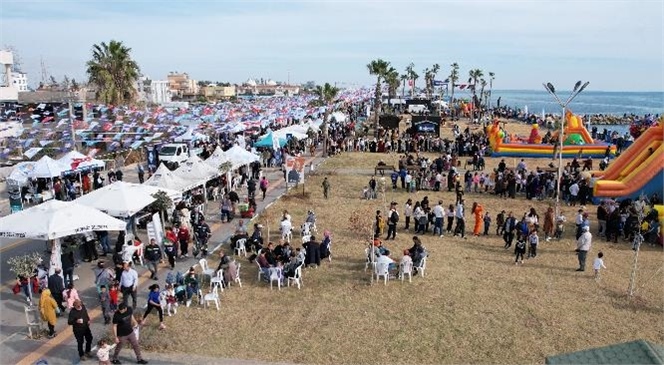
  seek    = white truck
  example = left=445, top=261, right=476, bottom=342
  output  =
left=158, top=143, right=190, bottom=170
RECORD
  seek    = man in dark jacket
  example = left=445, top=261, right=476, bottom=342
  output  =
left=144, top=238, right=162, bottom=280
left=68, top=299, right=93, bottom=361
left=48, top=268, right=67, bottom=313
left=303, top=236, right=321, bottom=267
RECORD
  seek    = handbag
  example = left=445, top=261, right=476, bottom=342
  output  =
left=12, top=283, right=20, bottom=295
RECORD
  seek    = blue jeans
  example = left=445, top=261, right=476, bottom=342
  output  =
left=434, top=218, right=443, bottom=235
left=99, top=235, right=111, bottom=254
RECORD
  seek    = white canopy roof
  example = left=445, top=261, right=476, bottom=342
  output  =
left=173, top=155, right=219, bottom=186
left=205, top=146, right=230, bottom=169
left=0, top=200, right=127, bottom=240
left=75, top=181, right=181, bottom=218
left=272, top=126, right=308, bottom=139
left=145, top=163, right=196, bottom=192
left=225, top=145, right=260, bottom=169
left=58, top=150, right=106, bottom=172
left=11, top=156, right=69, bottom=179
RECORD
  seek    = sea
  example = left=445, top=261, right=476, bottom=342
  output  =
left=489, top=90, right=663, bottom=117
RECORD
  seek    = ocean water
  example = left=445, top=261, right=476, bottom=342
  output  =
left=489, top=90, right=663, bottom=116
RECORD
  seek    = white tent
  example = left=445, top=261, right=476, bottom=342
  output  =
left=0, top=121, right=24, bottom=139
left=328, top=111, right=347, bottom=122
left=11, top=156, right=69, bottom=179
left=145, top=163, right=196, bottom=192
left=205, top=146, right=230, bottom=169
left=225, top=145, right=260, bottom=169
left=58, top=150, right=106, bottom=172
left=75, top=181, right=181, bottom=218
left=0, top=200, right=127, bottom=240
left=6, top=167, right=30, bottom=186
left=173, top=155, right=219, bottom=186
left=272, top=126, right=308, bottom=140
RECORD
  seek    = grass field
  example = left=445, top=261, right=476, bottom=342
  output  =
left=139, top=122, right=664, bottom=364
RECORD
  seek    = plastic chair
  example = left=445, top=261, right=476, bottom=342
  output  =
left=210, top=269, right=224, bottom=292
left=364, top=247, right=376, bottom=272
left=287, top=264, right=303, bottom=289
left=400, top=260, right=413, bottom=283
left=233, top=263, right=242, bottom=288
left=199, top=259, right=215, bottom=283
left=203, top=286, right=220, bottom=310
left=269, top=267, right=283, bottom=290
left=415, top=256, right=427, bottom=277
left=374, top=262, right=390, bottom=285
left=235, top=238, right=247, bottom=257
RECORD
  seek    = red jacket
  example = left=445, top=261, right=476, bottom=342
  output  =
left=166, top=230, right=177, bottom=243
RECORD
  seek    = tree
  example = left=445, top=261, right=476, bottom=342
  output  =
left=487, top=71, right=495, bottom=110
left=313, top=83, right=340, bottom=158
left=423, top=68, right=431, bottom=98
left=86, top=40, right=141, bottom=105
left=384, top=67, right=400, bottom=110
left=400, top=73, right=408, bottom=99
left=49, top=75, right=58, bottom=88
left=468, top=68, right=484, bottom=119
left=62, top=75, right=70, bottom=91
left=70, top=78, right=79, bottom=91
left=423, top=63, right=440, bottom=99
left=151, top=191, right=173, bottom=233
left=410, top=70, right=419, bottom=98
left=367, top=59, right=390, bottom=132
left=449, top=62, right=460, bottom=117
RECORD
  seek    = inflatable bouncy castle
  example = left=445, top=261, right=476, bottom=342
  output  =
left=487, top=111, right=617, bottom=158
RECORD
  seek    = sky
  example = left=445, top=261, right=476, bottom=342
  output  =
left=1, top=0, right=663, bottom=91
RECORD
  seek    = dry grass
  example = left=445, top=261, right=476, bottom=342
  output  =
left=140, top=138, right=664, bottom=364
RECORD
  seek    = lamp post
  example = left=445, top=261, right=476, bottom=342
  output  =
left=542, top=81, right=590, bottom=218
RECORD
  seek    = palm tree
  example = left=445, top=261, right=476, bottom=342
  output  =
left=448, top=62, right=460, bottom=117
left=367, top=59, right=391, bottom=132
left=313, top=83, right=340, bottom=157
left=487, top=71, right=495, bottom=110
left=424, top=64, right=440, bottom=99
left=86, top=40, right=140, bottom=105
left=405, top=63, right=416, bottom=98
left=411, top=70, right=419, bottom=98
left=468, top=69, right=484, bottom=119
left=384, top=68, right=400, bottom=111
left=423, top=68, right=431, bottom=99
left=400, top=73, right=408, bottom=99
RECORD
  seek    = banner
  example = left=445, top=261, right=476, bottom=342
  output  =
left=285, top=156, right=305, bottom=185
left=152, top=213, right=164, bottom=244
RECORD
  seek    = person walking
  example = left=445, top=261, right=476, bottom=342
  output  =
left=259, top=176, right=269, bottom=200
left=454, top=199, right=466, bottom=239
left=144, top=239, right=161, bottom=281
left=471, top=202, right=483, bottom=236
left=68, top=299, right=93, bottom=361
left=322, top=177, right=330, bottom=199
left=119, top=262, right=138, bottom=310
left=111, top=303, right=148, bottom=364
left=137, top=164, right=145, bottom=184
left=47, top=268, right=67, bottom=313
left=141, top=284, right=166, bottom=330
left=39, top=289, right=58, bottom=338
left=576, top=226, right=592, bottom=271
left=432, top=200, right=444, bottom=237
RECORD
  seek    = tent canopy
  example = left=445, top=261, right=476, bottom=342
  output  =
left=225, top=145, right=260, bottom=169
left=12, top=156, right=69, bottom=179
left=58, top=150, right=106, bottom=172
left=173, top=155, right=219, bottom=186
left=255, top=131, right=287, bottom=148
left=144, top=163, right=196, bottom=192
left=0, top=200, right=127, bottom=240
left=75, top=181, right=181, bottom=218
left=205, top=146, right=230, bottom=169
left=546, top=340, right=664, bottom=365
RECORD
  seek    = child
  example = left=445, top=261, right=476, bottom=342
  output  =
left=496, top=210, right=505, bottom=236
left=108, top=282, right=119, bottom=312
left=555, top=213, right=567, bottom=239
left=483, top=212, right=491, bottom=235
left=528, top=229, right=539, bottom=258
left=63, top=282, right=80, bottom=310
left=593, top=252, right=607, bottom=279
left=96, top=339, right=116, bottom=365
left=98, top=285, right=112, bottom=325
left=514, top=237, right=526, bottom=265
left=164, top=283, right=178, bottom=316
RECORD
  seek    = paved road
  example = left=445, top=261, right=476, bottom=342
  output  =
left=0, top=155, right=324, bottom=365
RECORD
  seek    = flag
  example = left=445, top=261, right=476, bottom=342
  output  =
left=408, top=80, right=413, bottom=86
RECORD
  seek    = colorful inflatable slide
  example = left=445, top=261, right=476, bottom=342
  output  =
left=593, top=121, right=663, bottom=200
left=487, top=111, right=617, bottom=158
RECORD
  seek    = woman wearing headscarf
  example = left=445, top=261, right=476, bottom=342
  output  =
left=472, top=202, right=484, bottom=236
left=39, top=288, right=58, bottom=338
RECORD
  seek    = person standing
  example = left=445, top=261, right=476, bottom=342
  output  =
left=593, top=252, right=607, bottom=279
left=119, top=262, right=138, bottom=310
left=503, top=212, right=517, bottom=249
left=39, top=289, right=58, bottom=338
left=528, top=229, right=539, bottom=258
left=386, top=205, right=399, bottom=240
left=454, top=199, right=466, bottom=239
left=47, top=268, right=67, bottom=313
left=260, top=176, right=269, bottom=200
left=404, top=199, right=413, bottom=231
left=111, top=303, right=148, bottom=364
left=576, top=226, right=592, bottom=271
left=321, top=177, right=330, bottom=199
left=68, top=299, right=93, bottom=361
left=471, top=202, right=484, bottom=236
left=432, top=200, right=444, bottom=237
left=144, top=239, right=161, bottom=281
left=137, top=164, right=145, bottom=184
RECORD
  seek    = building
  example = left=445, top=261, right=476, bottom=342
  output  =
left=136, top=76, right=172, bottom=104
left=167, top=72, right=198, bottom=98
left=201, top=84, right=236, bottom=100
left=236, top=78, right=300, bottom=97
left=11, top=71, right=28, bottom=92
left=0, top=50, right=18, bottom=102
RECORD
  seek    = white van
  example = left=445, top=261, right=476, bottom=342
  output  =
left=158, top=143, right=189, bottom=170
left=407, top=104, right=429, bottom=114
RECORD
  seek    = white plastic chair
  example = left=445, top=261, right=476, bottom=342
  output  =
left=282, top=228, right=292, bottom=243
left=415, top=256, right=427, bottom=277
left=269, top=267, right=283, bottom=290
left=234, top=238, right=248, bottom=257
left=301, top=235, right=311, bottom=244
left=400, top=260, right=413, bottom=283
left=287, top=264, right=303, bottom=289
left=301, top=223, right=311, bottom=237
left=210, top=269, right=225, bottom=292
left=374, top=262, right=390, bottom=285
left=203, top=286, right=220, bottom=310
left=233, top=263, right=242, bottom=288
left=364, top=247, right=376, bottom=272
left=255, top=260, right=264, bottom=281
left=199, top=259, right=215, bottom=283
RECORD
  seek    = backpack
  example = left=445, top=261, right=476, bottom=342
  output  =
left=390, top=211, right=400, bottom=224
left=516, top=240, right=526, bottom=250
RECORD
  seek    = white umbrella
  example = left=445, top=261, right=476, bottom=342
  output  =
left=225, top=145, right=260, bottom=170
left=0, top=200, right=126, bottom=240
left=30, top=156, right=70, bottom=179
left=58, top=150, right=106, bottom=172
left=75, top=181, right=181, bottom=218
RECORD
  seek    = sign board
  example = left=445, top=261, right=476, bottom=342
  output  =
left=146, top=222, right=157, bottom=244
left=152, top=213, right=164, bottom=244
left=285, top=156, right=305, bottom=185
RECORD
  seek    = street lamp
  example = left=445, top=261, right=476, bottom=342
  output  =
left=542, top=81, right=589, bottom=218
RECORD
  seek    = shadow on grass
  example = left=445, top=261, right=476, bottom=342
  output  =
left=605, top=288, right=664, bottom=315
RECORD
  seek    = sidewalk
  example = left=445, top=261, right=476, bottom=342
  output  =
left=1, top=155, right=324, bottom=365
